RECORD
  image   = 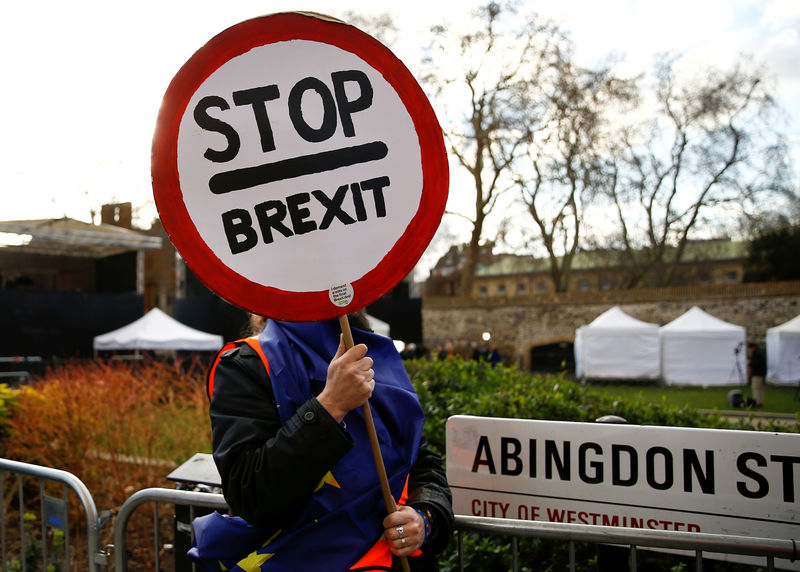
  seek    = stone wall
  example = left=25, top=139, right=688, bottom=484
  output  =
left=422, top=281, right=800, bottom=370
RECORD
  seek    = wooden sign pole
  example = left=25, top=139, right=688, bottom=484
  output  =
left=338, top=315, right=411, bottom=572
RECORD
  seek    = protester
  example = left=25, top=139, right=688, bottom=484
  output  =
left=489, top=345, right=502, bottom=368
left=747, top=342, right=766, bottom=406
left=190, top=311, right=454, bottom=571
left=437, top=342, right=455, bottom=360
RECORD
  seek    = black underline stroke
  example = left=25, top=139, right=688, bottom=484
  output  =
left=208, top=141, right=388, bottom=195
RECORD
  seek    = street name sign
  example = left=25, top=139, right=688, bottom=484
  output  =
left=447, top=415, right=800, bottom=569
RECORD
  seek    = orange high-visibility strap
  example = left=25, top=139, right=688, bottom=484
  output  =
left=349, top=477, right=421, bottom=571
left=206, top=337, right=270, bottom=400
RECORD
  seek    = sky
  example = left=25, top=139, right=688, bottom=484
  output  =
left=2, top=0, right=799, bottom=240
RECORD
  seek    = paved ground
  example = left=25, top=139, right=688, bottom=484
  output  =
left=699, top=408, right=800, bottom=428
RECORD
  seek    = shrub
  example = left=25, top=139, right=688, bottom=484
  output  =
left=2, top=358, right=211, bottom=569
left=0, top=383, right=21, bottom=450
left=5, top=359, right=210, bottom=478
left=405, top=356, right=738, bottom=458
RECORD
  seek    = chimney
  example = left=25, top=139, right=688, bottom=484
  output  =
left=100, top=203, right=133, bottom=229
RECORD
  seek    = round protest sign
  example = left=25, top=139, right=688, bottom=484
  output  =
left=152, top=12, right=448, bottom=321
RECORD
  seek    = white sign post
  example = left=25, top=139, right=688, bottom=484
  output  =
left=447, top=415, right=800, bottom=569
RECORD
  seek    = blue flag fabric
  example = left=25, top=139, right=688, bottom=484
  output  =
left=190, top=319, right=425, bottom=571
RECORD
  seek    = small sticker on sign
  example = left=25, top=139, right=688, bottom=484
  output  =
left=329, top=283, right=354, bottom=308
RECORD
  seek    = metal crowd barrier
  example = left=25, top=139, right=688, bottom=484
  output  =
left=0, top=458, right=107, bottom=572
left=1, top=458, right=797, bottom=571
left=454, top=514, right=799, bottom=572
left=110, top=489, right=800, bottom=571
left=113, top=487, right=227, bottom=572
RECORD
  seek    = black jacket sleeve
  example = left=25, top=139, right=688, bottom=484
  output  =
left=209, top=343, right=354, bottom=526
left=407, top=440, right=455, bottom=555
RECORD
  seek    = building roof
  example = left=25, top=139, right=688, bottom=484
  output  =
left=0, top=217, right=162, bottom=258
left=476, top=239, right=747, bottom=277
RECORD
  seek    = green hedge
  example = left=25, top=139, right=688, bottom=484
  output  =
left=405, top=356, right=766, bottom=458
left=405, top=356, right=786, bottom=572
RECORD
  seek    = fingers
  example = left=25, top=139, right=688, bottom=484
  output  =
left=340, top=345, right=373, bottom=384
left=344, top=343, right=370, bottom=366
left=383, top=506, right=424, bottom=556
left=382, top=505, right=416, bottom=529
left=319, top=342, right=374, bottom=420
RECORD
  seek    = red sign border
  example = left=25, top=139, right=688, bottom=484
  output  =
left=152, top=12, right=448, bottom=321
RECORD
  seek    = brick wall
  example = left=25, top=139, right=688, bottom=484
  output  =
left=422, top=282, right=800, bottom=370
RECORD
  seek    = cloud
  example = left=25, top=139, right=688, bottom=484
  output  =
left=2, top=0, right=797, bottom=228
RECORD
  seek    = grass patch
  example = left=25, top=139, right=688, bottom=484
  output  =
left=583, top=381, right=800, bottom=415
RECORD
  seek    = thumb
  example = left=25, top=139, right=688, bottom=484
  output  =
left=333, top=334, right=347, bottom=359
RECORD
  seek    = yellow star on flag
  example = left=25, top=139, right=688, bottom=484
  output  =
left=314, top=471, right=341, bottom=492
left=236, top=551, right=274, bottom=571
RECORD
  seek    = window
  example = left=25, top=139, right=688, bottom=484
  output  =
left=497, top=284, right=507, bottom=296
left=516, top=282, right=527, bottom=294
left=536, top=281, right=548, bottom=293
left=724, top=271, right=738, bottom=283
left=478, top=285, right=488, bottom=296
left=578, top=279, right=591, bottom=292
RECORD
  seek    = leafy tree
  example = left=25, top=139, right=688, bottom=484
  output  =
left=604, top=55, right=794, bottom=288
left=744, top=224, right=800, bottom=282
left=421, top=1, right=567, bottom=296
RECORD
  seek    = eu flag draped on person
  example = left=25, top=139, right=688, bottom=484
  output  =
left=189, top=319, right=425, bottom=571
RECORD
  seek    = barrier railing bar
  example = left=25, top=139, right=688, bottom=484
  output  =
left=630, top=544, right=638, bottom=572
left=63, top=482, right=71, bottom=572
left=18, top=474, right=24, bottom=572
left=457, top=531, right=464, bottom=572
left=569, top=540, right=575, bottom=572
left=112, top=488, right=227, bottom=572
left=0, top=458, right=102, bottom=572
left=39, top=480, right=47, bottom=569
left=153, top=501, right=160, bottom=571
left=1, top=471, right=5, bottom=572
left=454, top=515, right=799, bottom=564
left=190, top=504, right=200, bottom=572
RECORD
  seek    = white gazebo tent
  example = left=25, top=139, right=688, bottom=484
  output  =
left=366, top=314, right=390, bottom=338
left=766, top=314, right=800, bottom=385
left=659, top=306, right=746, bottom=386
left=574, top=306, right=660, bottom=380
left=93, top=308, right=224, bottom=354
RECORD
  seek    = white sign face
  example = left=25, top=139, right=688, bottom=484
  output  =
left=447, top=415, right=800, bottom=569
left=177, top=40, right=422, bottom=292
